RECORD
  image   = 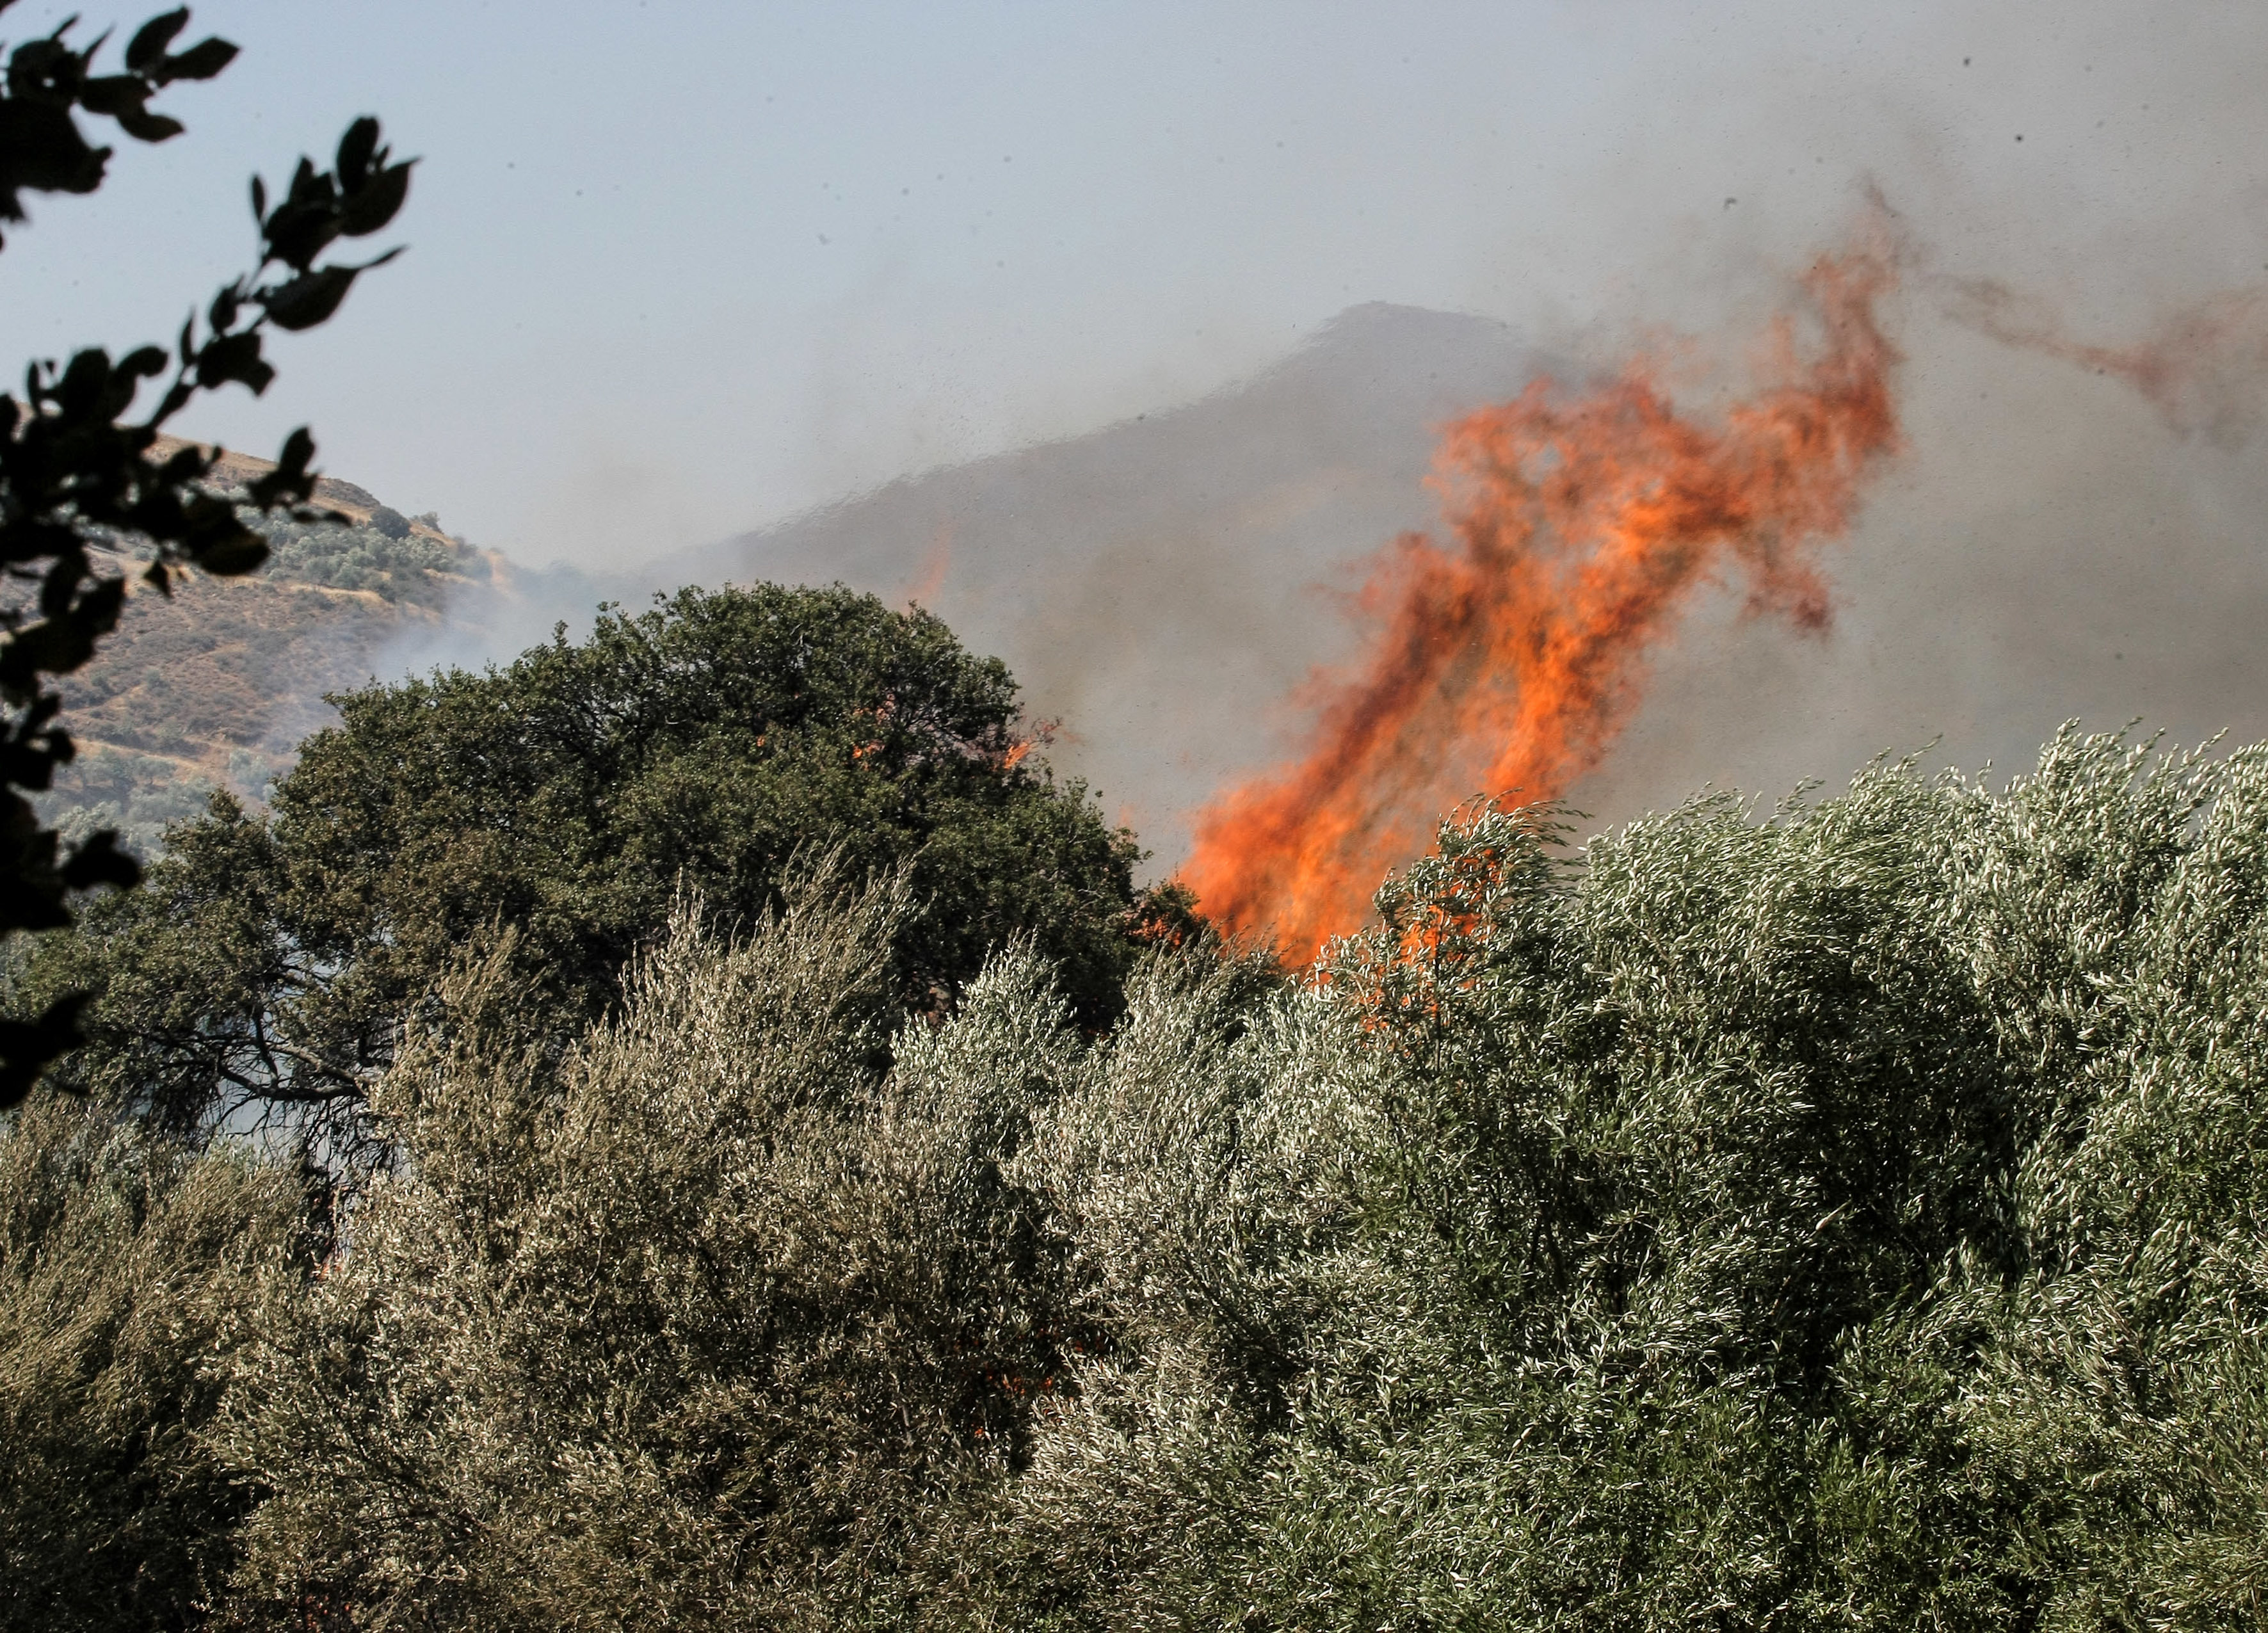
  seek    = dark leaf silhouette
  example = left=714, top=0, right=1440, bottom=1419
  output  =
left=123, top=9, right=188, bottom=72
left=0, top=4, right=407, bottom=1105
left=260, top=264, right=359, bottom=332
left=152, top=34, right=234, bottom=82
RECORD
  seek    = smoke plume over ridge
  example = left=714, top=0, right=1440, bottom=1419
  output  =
left=623, top=231, right=2268, bottom=926
left=364, top=3, right=2268, bottom=940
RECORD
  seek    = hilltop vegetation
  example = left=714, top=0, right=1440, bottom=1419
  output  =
left=43, top=446, right=514, bottom=857
left=6, top=575, right=2267, bottom=1632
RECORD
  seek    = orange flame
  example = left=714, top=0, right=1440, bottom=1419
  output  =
left=1180, top=230, right=1904, bottom=960
left=903, top=524, right=953, bottom=607
left=999, top=716, right=1058, bottom=773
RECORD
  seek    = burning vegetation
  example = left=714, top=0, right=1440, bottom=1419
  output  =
left=1182, top=224, right=1904, bottom=958
left=15, top=177, right=2268, bottom=1632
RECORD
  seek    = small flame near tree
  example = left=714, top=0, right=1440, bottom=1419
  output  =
left=1180, top=214, right=1907, bottom=960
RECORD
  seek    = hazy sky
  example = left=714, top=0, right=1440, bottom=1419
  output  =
left=5, top=2, right=2260, bottom=571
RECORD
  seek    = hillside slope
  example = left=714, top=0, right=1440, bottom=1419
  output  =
left=44, top=441, right=515, bottom=855
left=655, top=302, right=1561, bottom=846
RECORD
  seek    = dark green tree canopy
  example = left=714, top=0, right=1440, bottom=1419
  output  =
left=31, top=583, right=1146, bottom=1149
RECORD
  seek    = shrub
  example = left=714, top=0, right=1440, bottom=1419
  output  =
left=928, top=727, right=2268, bottom=1631
left=0, top=1097, right=302, bottom=1632
left=23, top=583, right=1145, bottom=1159
left=364, top=506, right=410, bottom=541
left=218, top=869, right=1103, bottom=1628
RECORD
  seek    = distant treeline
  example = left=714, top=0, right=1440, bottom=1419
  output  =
left=5, top=584, right=2265, bottom=1630
left=251, top=501, right=489, bottom=609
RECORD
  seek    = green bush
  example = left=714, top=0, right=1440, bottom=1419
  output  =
left=23, top=583, right=1145, bottom=1157
left=0, top=1097, right=302, bottom=1632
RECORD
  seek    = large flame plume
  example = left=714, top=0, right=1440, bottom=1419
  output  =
left=1180, top=228, right=1905, bottom=959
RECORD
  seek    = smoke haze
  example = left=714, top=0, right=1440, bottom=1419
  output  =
left=615, top=294, right=2268, bottom=901
left=247, top=0, right=2268, bottom=908
left=478, top=266, right=2268, bottom=901
left=645, top=303, right=1566, bottom=855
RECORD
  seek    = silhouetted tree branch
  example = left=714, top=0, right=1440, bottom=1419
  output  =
left=0, top=2, right=410, bottom=1106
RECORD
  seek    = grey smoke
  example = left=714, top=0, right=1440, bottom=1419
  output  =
left=651, top=303, right=1568, bottom=853
left=382, top=266, right=2268, bottom=887
left=1940, top=274, right=2268, bottom=448
left=347, top=0, right=2268, bottom=883
left=1576, top=297, right=2268, bottom=833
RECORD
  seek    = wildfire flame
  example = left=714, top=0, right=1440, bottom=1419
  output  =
left=904, top=524, right=954, bottom=607
left=1000, top=716, right=1057, bottom=773
left=1180, top=227, right=1905, bottom=960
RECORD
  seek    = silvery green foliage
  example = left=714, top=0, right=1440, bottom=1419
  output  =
left=249, top=508, right=485, bottom=606
left=1938, top=732, right=2268, bottom=1630
left=216, top=869, right=1097, bottom=1630
left=198, top=727, right=2268, bottom=1630
left=917, top=728, right=2268, bottom=1631
left=900, top=951, right=1387, bottom=1627
left=0, top=1093, right=300, bottom=1631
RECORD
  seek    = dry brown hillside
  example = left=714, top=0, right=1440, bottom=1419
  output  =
left=45, top=439, right=516, bottom=855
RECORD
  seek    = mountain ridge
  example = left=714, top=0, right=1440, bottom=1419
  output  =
left=45, top=440, right=536, bottom=854
left=45, top=303, right=1567, bottom=860
left=652, top=301, right=1563, bottom=849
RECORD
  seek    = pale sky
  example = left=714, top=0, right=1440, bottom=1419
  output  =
left=2, top=1, right=2261, bottom=571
